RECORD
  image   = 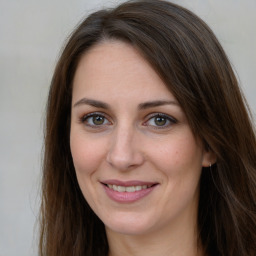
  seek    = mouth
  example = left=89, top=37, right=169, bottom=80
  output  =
left=101, top=180, right=158, bottom=203
left=104, top=184, right=155, bottom=192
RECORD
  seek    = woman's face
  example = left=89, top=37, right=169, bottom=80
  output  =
left=70, top=41, right=214, bottom=236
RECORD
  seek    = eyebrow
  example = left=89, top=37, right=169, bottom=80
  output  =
left=73, top=98, right=179, bottom=110
left=73, top=98, right=110, bottom=109
left=138, top=100, right=179, bottom=109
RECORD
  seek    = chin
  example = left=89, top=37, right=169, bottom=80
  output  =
left=103, top=212, right=155, bottom=236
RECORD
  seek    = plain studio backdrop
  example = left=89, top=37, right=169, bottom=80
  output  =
left=0, top=0, right=255, bottom=255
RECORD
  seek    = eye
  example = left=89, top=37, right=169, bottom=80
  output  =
left=81, top=113, right=111, bottom=127
left=144, top=113, right=177, bottom=129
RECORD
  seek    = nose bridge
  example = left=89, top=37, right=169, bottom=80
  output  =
left=114, top=124, right=133, bottom=150
left=106, top=121, right=143, bottom=170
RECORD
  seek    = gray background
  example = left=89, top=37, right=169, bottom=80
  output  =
left=0, top=0, right=255, bottom=255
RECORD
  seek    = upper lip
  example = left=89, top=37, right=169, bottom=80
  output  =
left=101, top=179, right=158, bottom=187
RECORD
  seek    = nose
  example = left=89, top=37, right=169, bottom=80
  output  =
left=106, top=126, right=144, bottom=171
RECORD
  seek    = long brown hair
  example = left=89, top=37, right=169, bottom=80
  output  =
left=40, top=1, right=256, bottom=255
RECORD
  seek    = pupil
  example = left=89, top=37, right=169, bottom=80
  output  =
left=93, top=116, right=104, bottom=125
left=155, top=116, right=166, bottom=126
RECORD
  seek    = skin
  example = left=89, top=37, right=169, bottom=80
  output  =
left=70, top=40, right=215, bottom=256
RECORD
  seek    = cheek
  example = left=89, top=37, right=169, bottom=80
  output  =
left=70, top=132, right=107, bottom=207
left=70, top=132, right=105, bottom=176
left=155, top=133, right=203, bottom=210
left=147, top=131, right=203, bottom=187
left=173, top=137, right=202, bottom=169
left=153, top=136, right=202, bottom=169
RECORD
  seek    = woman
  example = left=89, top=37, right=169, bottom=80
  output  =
left=40, top=1, right=256, bottom=255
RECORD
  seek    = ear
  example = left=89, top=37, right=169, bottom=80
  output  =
left=202, top=148, right=217, bottom=167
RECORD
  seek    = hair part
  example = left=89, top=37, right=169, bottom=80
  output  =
left=40, top=1, right=256, bottom=255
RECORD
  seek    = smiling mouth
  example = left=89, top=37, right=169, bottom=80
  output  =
left=105, top=184, right=154, bottom=192
left=101, top=181, right=158, bottom=203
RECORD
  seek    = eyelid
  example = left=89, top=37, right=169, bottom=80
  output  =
left=78, top=111, right=177, bottom=130
left=143, top=112, right=177, bottom=128
left=80, top=112, right=112, bottom=127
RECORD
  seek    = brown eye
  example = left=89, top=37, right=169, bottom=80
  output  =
left=93, top=115, right=105, bottom=125
left=82, top=113, right=111, bottom=127
left=154, top=116, right=167, bottom=126
left=144, top=113, right=177, bottom=129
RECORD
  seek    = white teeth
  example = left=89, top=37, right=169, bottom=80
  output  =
left=117, top=186, right=125, bottom=192
left=107, top=184, right=151, bottom=192
left=126, top=186, right=135, bottom=192
left=135, top=185, right=141, bottom=191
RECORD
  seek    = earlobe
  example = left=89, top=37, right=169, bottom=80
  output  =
left=202, top=149, right=217, bottom=168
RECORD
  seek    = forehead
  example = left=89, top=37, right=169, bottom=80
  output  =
left=72, top=40, right=175, bottom=103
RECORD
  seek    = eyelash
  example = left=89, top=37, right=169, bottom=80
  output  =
left=80, top=112, right=112, bottom=128
left=143, top=113, right=177, bottom=129
left=79, top=112, right=177, bottom=129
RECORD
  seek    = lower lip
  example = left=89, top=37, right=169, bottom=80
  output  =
left=102, top=184, right=157, bottom=203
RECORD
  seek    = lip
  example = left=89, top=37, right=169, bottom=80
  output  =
left=101, top=179, right=159, bottom=203
left=101, top=179, right=157, bottom=187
